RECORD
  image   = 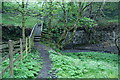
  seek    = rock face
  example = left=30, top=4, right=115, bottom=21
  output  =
left=73, top=30, right=88, bottom=44
left=64, top=24, right=120, bottom=53
left=72, top=24, right=119, bottom=45
left=72, top=25, right=120, bottom=44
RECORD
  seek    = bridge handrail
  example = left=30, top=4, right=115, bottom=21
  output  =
left=40, top=22, right=43, bottom=33
left=29, top=23, right=38, bottom=38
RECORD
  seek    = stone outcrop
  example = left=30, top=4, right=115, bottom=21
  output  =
left=72, top=24, right=119, bottom=45
left=64, top=24, right=120, bottom=53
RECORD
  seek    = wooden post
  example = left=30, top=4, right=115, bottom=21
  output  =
left=26, top=37, right=28, bottom=55
left=31, top=36, right=34, bottom=47
left=20, top=38, right=23, bottom=62
left=8, top=40, right=14, bottom=78
left=29, top=37, right=31, bottom=52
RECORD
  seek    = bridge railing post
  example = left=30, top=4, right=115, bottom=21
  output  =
left=26, top=37, right=28, bottom=55
left=8, top=40, right=14, bottom=78
left=20, top=38, right=23, bottom=63
left=29, top=36, right=31, bottom=52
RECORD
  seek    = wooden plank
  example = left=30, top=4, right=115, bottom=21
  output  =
left=0, top=49, right=2, bottom=54
left=13, top=41, right=20, bottom=45
left=1, top=55, right=21, bottom=75
left=8, top=40, right=14, bottom=78
left=0, top=42, right=7, bottom=44
left=20, top=38, right=23, bottom=62
left=13, top=55, right=21, bottom=63
left=2, top=55, right=9, bottom=61
left=26, top=37, right=28, bottom=55
left=23, top=44, right=26, bottom=49
left=14, top=51, right=30, bottom=68
left=23, top=50, right=26, bottom=53
left=0, top=45, right=1, bottom=49
left=15, top=49, right=31, bottom=68
left=23, top=54, right=27, bottom=59
left=1, top=38, right=29, bottom=76
left=30, top=23, right=37, bottom=38
left=29, top=37, right=31, bottom=52
left=2, top=49, right=9, bottom=52
left=23, top=48, right=29, bottom=54
left=22, top=40, right=26, bottom=44
left=3, top=47, right=19, bottom=54
left=1, top=44, right=9, bottom=49
left=2, top=50, right=17, bottom=62
left=14, top=49, right=20, bottom=53
left=14, top=45, right=20, bottom=48
left=0, top=65, right=10, bottom=76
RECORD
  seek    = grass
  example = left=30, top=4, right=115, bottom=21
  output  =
left=2, top=50, right=42, bottom=78
left=2, top=14, right=40, bottom=28
left=107, top=19, right=118, bottom=23
left=97, top=18, right=118, bottom=27
left=49, top=50, right=119, bottom=78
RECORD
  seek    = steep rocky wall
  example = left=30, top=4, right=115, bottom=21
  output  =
left=64, top=24, right=120, bottom=53
left=72, top=24, right=120, bottom=45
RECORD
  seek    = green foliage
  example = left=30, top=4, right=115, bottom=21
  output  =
left=91, top=2, right=118, bottom=19
left=2, top=51, right=42, bottom=78
left=103, top=2, right=118, bottom=18
left=2, top=2, right=118, bottom=28
left=2, top=14, right=40, bottom=28
left=79, top=17, right=97, bottom=28
left=63, top=52, right=118, bottom=64
left=40, top=2, right=98, bottom=49
left=49, top=50, right=118, bottom=78
left=97, top=17, right=118, bottom=27
left=2, top=2, right=118, bottom=49
left=107, top=19, right=118, bottom=24
left=48, top=49, right=60, bottom=55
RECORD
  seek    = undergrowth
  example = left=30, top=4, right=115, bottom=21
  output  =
left=49, top=50, right=119, bottom=78
left=2, top=50, right=42, bottom=78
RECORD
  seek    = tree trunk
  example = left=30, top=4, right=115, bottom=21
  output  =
left=57, top=3, right=68, bottom=48
left=2, top=1, right=4, bottom=13
left=115, top=37, right=120, bottom=54
left=47, top=2, right=53, bottom=42
left=56, top=2, right=92, bottom=49
left=22, top=0, right=25, bottom=40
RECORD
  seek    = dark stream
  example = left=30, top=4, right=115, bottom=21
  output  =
left=62, top=43, right=118, bottom=54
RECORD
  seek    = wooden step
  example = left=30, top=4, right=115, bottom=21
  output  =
left=34, top=38, right=40, bottom=42
left=34, top=36, right=41, bottom=42
left=34, top=37, right=41, bottom=39
left=34, top=39, right=40, bottom=42
left=34, top=36, right=41, bottom=37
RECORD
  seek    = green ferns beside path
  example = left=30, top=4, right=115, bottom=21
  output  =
left=2, top=51, right=42, bottom=78
left=49, top=51, right=118, bottom=78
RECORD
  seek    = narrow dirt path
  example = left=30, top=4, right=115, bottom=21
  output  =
left=34, top=42, right=52, bottom=78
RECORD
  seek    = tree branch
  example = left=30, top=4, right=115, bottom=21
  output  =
left=15, top=0, right=21, bottom=7
left=82, top=1, right=94, bottom=11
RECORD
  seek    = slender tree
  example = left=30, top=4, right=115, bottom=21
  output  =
left=22, top=0, right=25, bottom=40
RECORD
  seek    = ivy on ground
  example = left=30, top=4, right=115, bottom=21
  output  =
left=49, top=50, right=118, bottom=78
left=2, top=51, right=42, bottom=78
